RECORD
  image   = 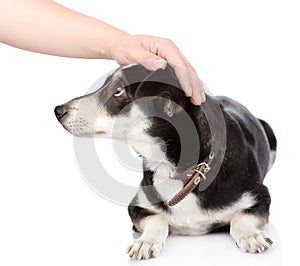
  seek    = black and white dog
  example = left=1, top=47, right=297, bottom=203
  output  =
left=55, top=64, right=276, bottom=260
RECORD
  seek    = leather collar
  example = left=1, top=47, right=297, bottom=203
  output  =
left=167, top=153, right=214, bottom=207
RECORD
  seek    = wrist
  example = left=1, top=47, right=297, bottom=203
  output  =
left=100, top=29, right=130, bottom=60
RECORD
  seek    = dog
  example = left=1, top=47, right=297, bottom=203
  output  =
left=55, top=64, right=276, bottom=260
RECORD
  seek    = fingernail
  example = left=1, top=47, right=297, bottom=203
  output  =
left=194, top=97, right=201, bottom=106
left=153, top=60, right=167, bottom=70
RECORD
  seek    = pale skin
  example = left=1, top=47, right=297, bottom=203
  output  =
left=0, top=0, right=205, bottom=105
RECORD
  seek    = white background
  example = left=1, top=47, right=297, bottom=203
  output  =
left=0, top=0, right=299, bottom=265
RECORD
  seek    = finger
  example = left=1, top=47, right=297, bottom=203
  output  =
left=154, top=39, right=196, bottom=75
left=171, top=64, right=192, bottom=97
left=190, top=75, right=205, bottom=105
left=151, top=39, right=206, bottom=104
left=171, top=63, right=205, bottom=105
left=134, top=47, right=200, bottom=102
left=190, top=97, right=200, bottom=106
left=155, top=49, right=198, bottom=99
left=134, top=56, right=205, bottom=105
left=128, top=48, right=167, bottom=71
left=178, top=53, right=197, bottom=74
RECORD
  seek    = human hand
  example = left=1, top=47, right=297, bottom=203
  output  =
left=111, top=34, right=205, bottom=105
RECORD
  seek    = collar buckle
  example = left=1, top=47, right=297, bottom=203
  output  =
left=168, top=155, right=213, bottom=207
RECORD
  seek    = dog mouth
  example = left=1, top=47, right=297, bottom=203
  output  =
left=62, top=124, right=107, bottom=137
left=95, top=130, right=107, bottom=136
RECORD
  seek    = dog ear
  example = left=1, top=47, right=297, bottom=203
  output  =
left=159, top=91, right=183, bottom=117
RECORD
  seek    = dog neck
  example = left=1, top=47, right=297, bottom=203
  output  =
left=129, top=101, right=212, bottom=183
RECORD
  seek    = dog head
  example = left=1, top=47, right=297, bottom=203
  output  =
left=55, top=64, right=188, bottom=140
left=55, top=64, right=210, bottom=170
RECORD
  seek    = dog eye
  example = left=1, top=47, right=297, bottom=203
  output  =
left=113, top=87, right=125, bottom=97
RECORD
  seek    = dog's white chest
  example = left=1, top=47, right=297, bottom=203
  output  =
left=168, top=194, right=212, bottom=235
left=168, top=192, right=256, bottom=235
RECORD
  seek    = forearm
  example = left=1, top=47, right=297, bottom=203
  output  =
left=0, top=0, right=128, bottom=58
left=0, top=0, right=205, bottom=104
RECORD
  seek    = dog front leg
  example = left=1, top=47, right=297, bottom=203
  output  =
left=127, top=214, right=169, bottom=260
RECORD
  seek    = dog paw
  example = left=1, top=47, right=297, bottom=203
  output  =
left=127, top=239, right=164, bottom=260
left=236, top=231, right=273, bottom=253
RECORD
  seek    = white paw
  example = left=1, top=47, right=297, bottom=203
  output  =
left=236, top=231, right=273, bottom=253
left=127, top=239, right=164, bottom=260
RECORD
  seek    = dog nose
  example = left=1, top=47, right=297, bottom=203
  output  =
left=54, top=105, right=67, bottom=119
